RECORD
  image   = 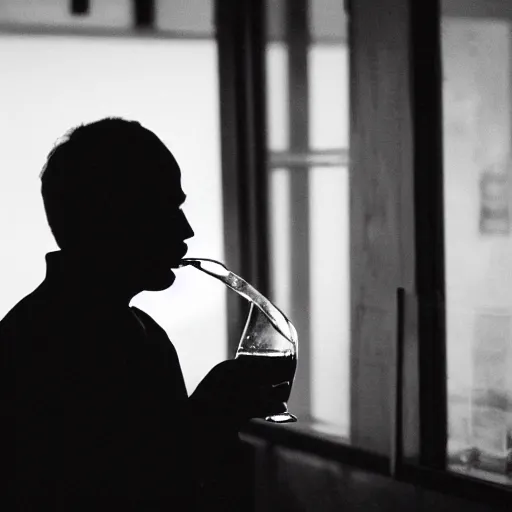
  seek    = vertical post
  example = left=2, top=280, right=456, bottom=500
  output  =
left=350, top=0, right=416, bottom=454
left=216, top=0, right=269, bottom=356
left=391, top=287, right=405, bottom=477
left=246, top=0, right=270, bottom=297
left=286, top=0, right=311, bottom=418
left=411, top=0, right=447, bottom=470
left=133, top=0, right=155, bottom=29
left=70, top=0, right=89, bottom=16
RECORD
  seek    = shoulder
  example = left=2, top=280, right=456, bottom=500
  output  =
left=130, top=306, right=187, bottom=390
left=0, top=284, right=70, bottom=364
left=0, top=289, right=45, bottom=340
left=0, top=288, right=51, bottom=380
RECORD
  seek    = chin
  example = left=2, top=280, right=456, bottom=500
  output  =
left=142, top=268, right=176, bottom=291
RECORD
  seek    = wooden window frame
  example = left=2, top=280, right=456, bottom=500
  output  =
left=219, top=0, right=512, bottom=507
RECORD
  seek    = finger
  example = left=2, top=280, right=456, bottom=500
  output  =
left=259, top=382, right=290, bottom=403
left=259, top=400, right=288, bottom=417
left=272, top=381, right=290, bottom=389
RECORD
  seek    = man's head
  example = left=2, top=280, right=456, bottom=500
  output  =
left=40, top=117, right=194, bottom=292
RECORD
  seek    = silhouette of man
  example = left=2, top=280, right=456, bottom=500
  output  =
left=0, top=118, right=283, bottom=510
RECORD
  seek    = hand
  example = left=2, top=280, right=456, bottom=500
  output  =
left=189, top=359, right=289, bottom=429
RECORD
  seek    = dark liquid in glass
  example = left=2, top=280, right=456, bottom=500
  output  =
left=236, top=351, right=297, bottom=402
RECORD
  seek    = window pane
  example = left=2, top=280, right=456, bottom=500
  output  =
left=266, top=0, right=350, bottom=436
left=267, top=0, right=286, bottom=43
left=266, top=0, right=349, bottom=44
left=0, top=35, right=225, bottom=395
left=309, top=45, right=349, bottom=151
left=309, top=167, right=350, bottom=435
left=441, top=10, right=512, bottom=485
left=266, top=42, right=289, bottom=152
left=269, top=168, right=292, bottom=316
left=310, top=0, right=348, bottom=43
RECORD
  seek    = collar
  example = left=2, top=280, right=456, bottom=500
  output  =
left=43, top=250, right=135, bottom=309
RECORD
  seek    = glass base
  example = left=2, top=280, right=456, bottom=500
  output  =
left=265, top=412, right=298, bottom=423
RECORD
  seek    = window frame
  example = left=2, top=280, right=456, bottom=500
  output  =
left=409, top=0, right=512, bottom=497
left=223, top=0, right=512, bottom=506
left=219, top=0, right=352, bottom=423
left=215, top=0, right=270, bottom=358
left=410, top=0, right=448, bottom=472
left=0, top=22, right=212, bottom=40
left=276, top=0, right=313, bottom=420
left=419, top=0, right=512, bottom=492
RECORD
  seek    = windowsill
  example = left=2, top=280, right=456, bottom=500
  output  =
left=242, top=416, right=350, bottom=445
left=240, top=417, right=389, bottom=475
left=240, top=419, right=512, bottom=508
left=397, top=463, right=512, bottom=509
left=449, top=464, right=512, bottom=487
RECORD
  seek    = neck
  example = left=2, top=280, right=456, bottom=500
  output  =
left=45, top=249, right=142, bottom=307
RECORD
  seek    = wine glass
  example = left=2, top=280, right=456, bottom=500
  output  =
left=179, top=257, right=298, bottom=423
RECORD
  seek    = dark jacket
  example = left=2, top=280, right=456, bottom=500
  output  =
left=0, top=252, right=244, bottom=511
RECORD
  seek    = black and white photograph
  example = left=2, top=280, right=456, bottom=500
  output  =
left=0, top=1, right=510, bottom=510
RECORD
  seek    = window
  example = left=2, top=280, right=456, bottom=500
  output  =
left=265, top=0, right=350, bottom=437
left=0, top=32, right=225, bottom=395
left=442, top=1, right=512, bottom=486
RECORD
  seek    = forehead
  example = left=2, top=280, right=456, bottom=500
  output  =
left=136, top=136, right=185, bottom=204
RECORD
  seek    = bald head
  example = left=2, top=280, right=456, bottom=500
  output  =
left=40, top=117, right=194, bottom=292
left=41, top=117, right=183, bottom=249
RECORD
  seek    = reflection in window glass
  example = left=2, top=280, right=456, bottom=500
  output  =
left=442, top=16, right=512, bottom=485
left=0, top=35, right=225, bottom=395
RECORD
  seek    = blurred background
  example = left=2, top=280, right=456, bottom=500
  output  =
left=1, top=0, right=511, bottom=509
